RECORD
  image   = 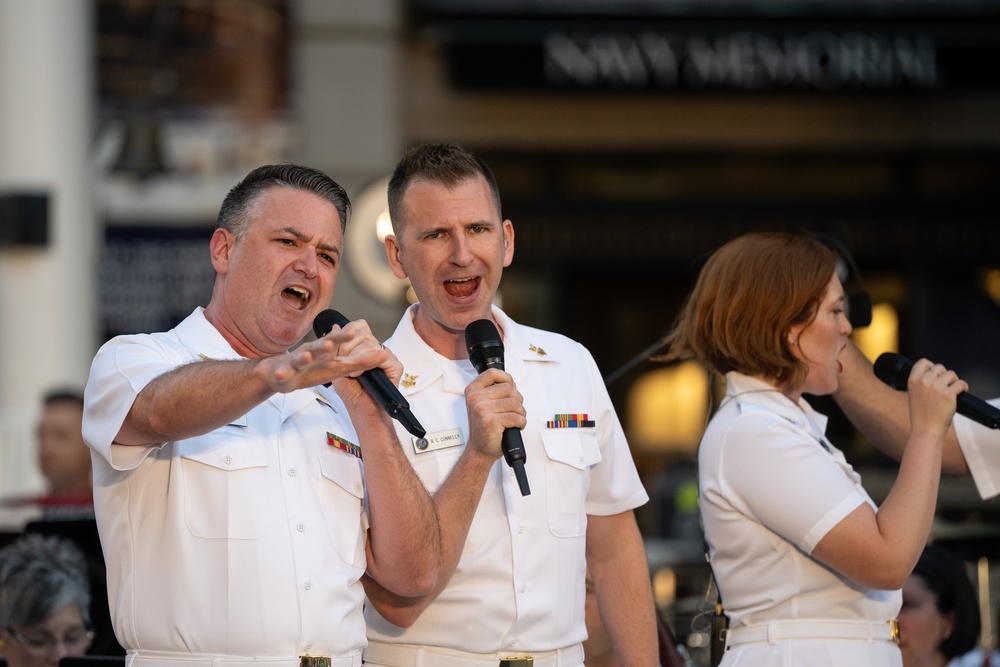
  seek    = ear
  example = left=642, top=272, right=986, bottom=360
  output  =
left=942, top=610, right=956, bottom=642
left=787, top=324, right=804, bottom=354
left=210, top=228, right=236, bottom=275
left=384, top=234, right=409, bottom=280
left=502, top=220, right=515, bottom=268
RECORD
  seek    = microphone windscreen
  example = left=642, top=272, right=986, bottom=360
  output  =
left=313, top=309, right=349, bottom=338
left=873, top=352, right=913, bottom=391
left=465, top=319, right=504, bottom=374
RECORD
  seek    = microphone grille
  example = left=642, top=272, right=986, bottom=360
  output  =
left=873, top=352, right=913, bottom=390
left=313, top=309, right=349, bottom=338
left=465, top=319, right=504, bottom=373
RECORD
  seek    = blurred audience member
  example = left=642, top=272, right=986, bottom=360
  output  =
left=899, top=544, right=985, bottom=667
left=36, top=390, right=92, bottom=505
left=0, top=533, right=93, bottom=667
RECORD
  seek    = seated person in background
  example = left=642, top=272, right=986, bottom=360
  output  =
left=900, top=544, right=990, bottom=667
left=36, top=390, right=92, bottom=506
left=0, top=533, right=93, bottom=667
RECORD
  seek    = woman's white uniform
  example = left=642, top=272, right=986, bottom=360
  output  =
left=700, top=372, right=901, bottom=667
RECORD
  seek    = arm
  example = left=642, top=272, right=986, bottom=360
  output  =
left=833, top=341, right=968, bottom=473
left=348, top=385, right=442, bottom=598
left=116, top=323, right=385, bottom=446
left=587, top=511, right=659, bottom=667
left=812, top=358, right=967, bottom=589
left=362, top=367, right=515, bottom=625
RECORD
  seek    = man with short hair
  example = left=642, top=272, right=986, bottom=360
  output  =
left=362, top=144, right=657, bottom=667
left=83, top=164, right=441, bottom=667
left=37, top=389, right=92, bottom=502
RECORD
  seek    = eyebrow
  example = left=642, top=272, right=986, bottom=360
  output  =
left=282, top=227, right=341, bottom=256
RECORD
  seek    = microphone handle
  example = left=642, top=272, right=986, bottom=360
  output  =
left=501, top=428, right=530, bottom=496
left=958, top=393, right=1000, bottom=429
left=356, top=372, right=427, bottom=439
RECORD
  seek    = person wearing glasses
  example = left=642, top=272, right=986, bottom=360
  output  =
left=0, top=533, right=93, bottom=667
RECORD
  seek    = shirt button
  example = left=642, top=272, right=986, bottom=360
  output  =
left=509, top=639, right=518, bottom=647
left=508, top=468, right=515, bottom=476
left=355, top=482, right=363, bottom=493
left=288, top=468, right=297, bottom=476
left=578, top=456, right=585, bottom=464
left=297, top=523, right=305, bottom=532
left=304, top=581, right=312, bottom=590
left=520, top=584, right=527, bottom=593
left=517, top=524, right=525, bottom=534
left=224, top=455, right=233, bottom=465
left=304, top=643, right=312, bottom=652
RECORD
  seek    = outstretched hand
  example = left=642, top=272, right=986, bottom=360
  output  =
left=264, top=319, right=395, bottom=398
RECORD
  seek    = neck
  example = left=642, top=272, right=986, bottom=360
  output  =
left=411, top=305, right=501, bottom=361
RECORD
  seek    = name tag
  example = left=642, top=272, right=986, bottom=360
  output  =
left=412, top=427, right=464, bottom=454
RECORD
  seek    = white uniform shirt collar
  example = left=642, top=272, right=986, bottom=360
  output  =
left=386, top=304, right=561, bottom=397
left=173, top=307, right=330, bottom=417
left=174, top=307, right=245, bottom=360
left=724, top=371, right=829, bottom=440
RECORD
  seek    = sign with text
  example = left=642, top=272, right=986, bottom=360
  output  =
left=438, top=18, right=1000, bottom=93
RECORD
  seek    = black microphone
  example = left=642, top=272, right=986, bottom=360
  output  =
left=312, top=309, right=426, bottom=439
left=465, top=319, right=530, bottom=496
left=873, top=352, right=1000, bottom=429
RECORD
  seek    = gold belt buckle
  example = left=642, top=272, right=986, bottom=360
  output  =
left=888, top=619, right=900, bottom=645
left=499, top=657, right=533, bottom=667
left=300, top=656, right=331, bottom=667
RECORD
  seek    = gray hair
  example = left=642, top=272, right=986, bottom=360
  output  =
left=0, top=534, right=91, bottom=629
left=216, top=163, right=351, bottom=240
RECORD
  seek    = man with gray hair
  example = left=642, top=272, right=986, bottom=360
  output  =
left=83, top=164, right=442, bottom=667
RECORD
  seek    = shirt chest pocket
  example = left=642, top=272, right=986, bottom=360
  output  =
left=540, top=429, right=602, bottom=537
left=316, top=449, right=367, bottom=570
left=180, top=431, right=274, bottom=540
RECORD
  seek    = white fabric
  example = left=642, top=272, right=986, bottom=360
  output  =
left=365, top=305, right=648, bottom=654
left=954, top=398, right=1000, bottom=499
left=362, top=641, right=584, bottom=667
left=950, top=648, right=1000, bottom=666
left=700, top=372, right=902, bottom=667
left=83, top=308, right=369, bottom=657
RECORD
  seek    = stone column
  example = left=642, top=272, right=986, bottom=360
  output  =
left=0, top=0, right=97, bottom=495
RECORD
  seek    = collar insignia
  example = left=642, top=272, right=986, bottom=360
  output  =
left=529, top=344, right=547, bottom=357
left=401, top=373, right=418, bottom=389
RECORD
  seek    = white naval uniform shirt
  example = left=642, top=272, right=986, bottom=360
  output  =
left=701, top=372, right=902, bottom=667
left=955, top=397, right=1000, bottom=499
left=365, top=305, right=648, bottom=654
left=82, top=308, right=369, bottom=657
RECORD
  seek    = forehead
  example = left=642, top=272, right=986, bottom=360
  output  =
left=399, top=176, right=498, bottom=228
left=250, top=188, right=343, bottom=240
left=823, top=273, right=844, bottom=299
left=43, top=401, right=83, bottom=420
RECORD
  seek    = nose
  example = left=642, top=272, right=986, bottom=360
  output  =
left=48, top=641, right=71, bottom=667
left=293, top=248, right=318, bottom=277
left=449, top=235, right=473, bottom=266
left=841, top=311, right=853, bottom=336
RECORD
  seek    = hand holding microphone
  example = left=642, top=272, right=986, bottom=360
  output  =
left=313, top=309, right=426, bottom=439
left=465, top=319, right=530, bottom=496
left=874, top=352, right=992, bottom=428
